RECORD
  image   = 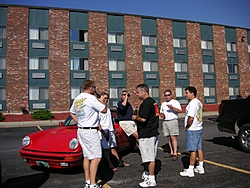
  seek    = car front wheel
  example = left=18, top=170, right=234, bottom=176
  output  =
left=237, top=124, right=250, bottom=153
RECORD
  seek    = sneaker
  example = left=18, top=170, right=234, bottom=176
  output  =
left=92, top=183, right=101, bottom=188
left=179, top=169, right=194, bottom=177
left=142, top=171, right=149, bottom=180
left=194, top=166, right=205, bottom=174
left=139, top=177, right=156, bottom=187
left=84, top=181, right=90, bottom=188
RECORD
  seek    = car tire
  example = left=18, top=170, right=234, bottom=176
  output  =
left=237, top=123, right=250, bottom=153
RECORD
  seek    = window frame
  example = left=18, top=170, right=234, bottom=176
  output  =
left=29, top=87, right=49, bottom=100
left=0, top=26, right=6, bottom=39
left=142, top=34, right=157, bottom=46
left=226, top=42, right=237, bottom=52
left=70, top=58, right=89, bottom=71
left=176, top=87, right=186, bottom=97
left=201, top=39, right=213, bottom=49
left=0, top=56, right=6, bottom=69
left=174, top=61, right=188, bottom=72
left=108, top=59, right=125, bottom=71
left=0, top=87, right=6, bottom=100
left=204, top=86, right=216, bottom=96
left=70, top=29, right=88, bottom=42
left=29, top=57, right=49, bottom=70
left=108, top=32, right=124, bottom=44
left=71, top=86, right=82, bottom=99
left=229, top=86, right=239, bottom=96
left=109, top=87, right=126, bottom=99
left=29, top=27, right=49, bottom=40
left=143, top=60, right=158, bottom=71
left=149, top=86, right=159, bottom=98
left=173, top=37, right=187, bottom=48
left=227, top=63, right=238, bottom=73
left=202, top=63, right=215, bottom=73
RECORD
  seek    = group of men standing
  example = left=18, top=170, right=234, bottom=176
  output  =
left=70, top=79, right=205, bottom=188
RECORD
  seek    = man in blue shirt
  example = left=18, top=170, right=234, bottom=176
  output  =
left=117, top=90, right=139, bottom=147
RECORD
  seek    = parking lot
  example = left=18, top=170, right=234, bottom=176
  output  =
left=0, top=117, right=250, bottom=188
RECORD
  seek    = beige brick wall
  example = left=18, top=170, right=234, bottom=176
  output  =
left=157, top=19, right=176, bottom=103
left=124, top=15, right=143, bottom=107
left=88, top=12, right=109, bottom=93
left=236, top=28, right=250, bottom=98
left=49, top=9, right=70, bottom=111
left=6, top=7, right=29, bottom=112
left=187, top=22, right=204, bottom=102
left=213, top=25, right=229, bottom=102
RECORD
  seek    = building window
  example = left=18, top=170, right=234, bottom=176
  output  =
left=71, top=87, right=82, bottom=99
left=109, top=59, right=125, bottom=71
left=108, top=32, right=124, bottom=44
left=29, top=57, right=48, bottom=70
left=202, top=63, right=214, bottom=73
left=142, top=35, right=157, bottom=46
left=248, top=44, right=250, bottom=53
left=149, top=87, right=159, bottom=98
left=204, top=87, right=216, bottom=96
left=109, top=87, right=126, bottom=99
left=0, top=87, right=6, bottom=100
left=143, top=60, right=158, bottom=71
left=70, top=58, right=89, bottom=70
left=226, top=42, right=236, bottom=52
left=228, top=64, right=238, bottom=73
left=0, top=57, right=6, bottom=69
left=29, top=28, right=48, bottom=40
left=29, top=87, right=49, bottom=100
left=175, top=61, right=188, bottom=72
left=229, top=86, right=239, bottom=96
left=173, top=38, right=186, bottom=48
left=70, top=29, right=88, bottom=42
left=0, top=26, right=6, bottom=39
left=176, top=87, right=186, bottom=97
left=201, top=40, right=213, bottom=49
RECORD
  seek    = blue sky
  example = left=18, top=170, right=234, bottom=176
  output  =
left=1, top=0, right=250, bottom=29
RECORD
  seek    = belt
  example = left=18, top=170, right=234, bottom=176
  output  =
left=163, top=119, right=177, bottom=121
left=78, top=127, right=99, bottom=129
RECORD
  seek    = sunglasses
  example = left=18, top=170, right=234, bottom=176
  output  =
left=164, top=94, right=171, bottom=97
left=121, top=94, right=127, bottom=96
left=104, top=97, right=109, bottom=99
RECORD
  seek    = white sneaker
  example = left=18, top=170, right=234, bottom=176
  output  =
left=142, top=171, right=149, bottom=180
left=194, top=166, right=205, bottom=174
left=179, top=169, right=194, bottom=177
left=84, top=182, right=90, bottom=188
left=139, top=177, right=156, bottom=187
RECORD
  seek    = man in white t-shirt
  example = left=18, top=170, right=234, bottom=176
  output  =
left=160, top=89, right=182, bottom=161
left=179, top=86, right=205, bottom=178
left=70, top=80, right=107, bottom=188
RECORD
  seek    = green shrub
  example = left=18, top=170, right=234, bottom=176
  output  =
left=31, top=109, right=54, bottom=120
left=0, top=112, right=5, bottom=121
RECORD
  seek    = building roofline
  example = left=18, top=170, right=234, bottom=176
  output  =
left=1, top=3, right=250, bottom=30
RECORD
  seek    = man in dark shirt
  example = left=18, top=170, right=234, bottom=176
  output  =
left=133, top=84, right=159, bottom=187
left=117, top=90, right=139, bottom=146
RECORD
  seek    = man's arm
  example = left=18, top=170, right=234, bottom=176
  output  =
left=100, top=106, right=107, bottom=114
left=186, top=116, right=194, bottom=130
left=70, top=113, right=78, bottom=124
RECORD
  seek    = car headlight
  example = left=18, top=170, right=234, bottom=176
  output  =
left=22, top=136, right=30, bottom=146
left=69, top=138, right=78, bottom=150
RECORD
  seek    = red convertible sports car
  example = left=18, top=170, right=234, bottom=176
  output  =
left=19, top=111, right=133, bottom=169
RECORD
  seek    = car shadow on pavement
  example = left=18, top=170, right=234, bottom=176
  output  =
left=205, top=136, right=242, bottom=151
left=1, top=172, right=50, bottom=188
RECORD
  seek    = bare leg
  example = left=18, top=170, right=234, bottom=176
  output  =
left=111, top=148, right=119, bottom=159
left=83, top=157, right=90, bottom=182
left=89, top=158, right=101, bottom=185
left=197, top=149, right=204, bottom=162
left=148, top=161, right=155, bottom=176
left=132, top=131, right=139, bottom=147
left=168, top=136, right=173, bottom=155
left=189, top=151, right=196, bottom=166
left=170, top=135, right=178, bottom=156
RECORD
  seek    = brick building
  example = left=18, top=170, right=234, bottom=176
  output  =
left=0, top=5, right=250, bottom=113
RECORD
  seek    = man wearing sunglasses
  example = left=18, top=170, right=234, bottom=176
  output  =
left=117, top=90, right=139, bottom=147
left=160, top=89, right=182, bottom=161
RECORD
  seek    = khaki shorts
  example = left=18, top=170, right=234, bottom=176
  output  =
left=77, top=129, right=102, bottom=160
left=139, top=136, right=158, bottom=163
left=119, top=120, right=137, bottom=136
left=162, top=119, right=179, bottom=136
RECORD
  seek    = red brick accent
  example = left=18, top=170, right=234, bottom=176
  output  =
left=124, top=15, right=143, bottom=107
left=186, top=22, right=204, bottom=102
left=49, top=9, right=70, bottom=111
left=236, top=28, right=250, bottom=98
left=6, top=7, right=29, bottom=113
left=88, top=12, right=109, bottom=92
left=157, top=19, right=176, bottom=103
left=213, top=25, right=229, bottom=102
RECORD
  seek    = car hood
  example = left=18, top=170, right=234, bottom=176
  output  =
left=26, top=127, right=80, bottom=152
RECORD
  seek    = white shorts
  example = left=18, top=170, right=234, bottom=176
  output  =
left=119, top=120, right=137, bottom=136
left=100, top=130, right=117, bottom=149
left=77, top=129, right=102, bottom=160
left=139, top=136, right=158, bottom=163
